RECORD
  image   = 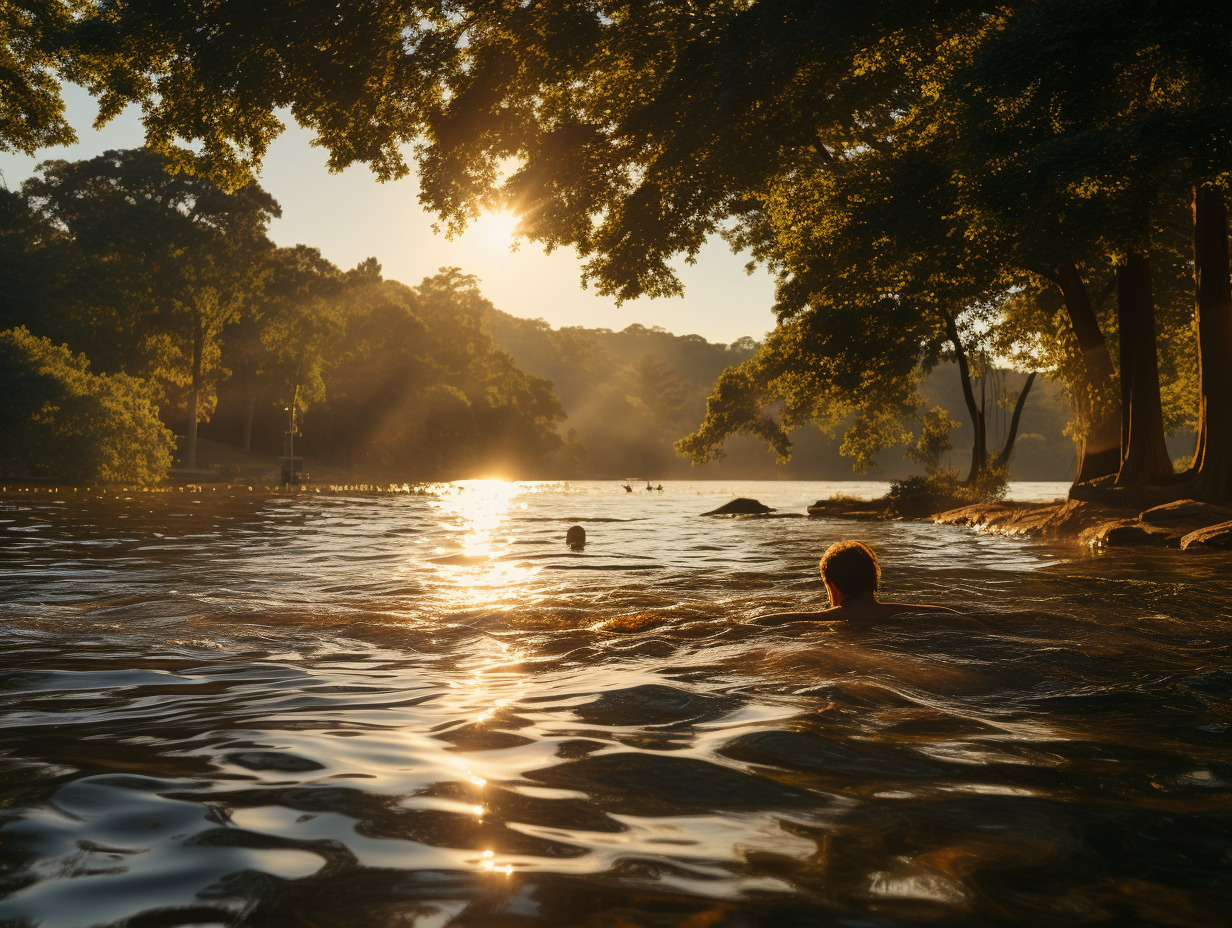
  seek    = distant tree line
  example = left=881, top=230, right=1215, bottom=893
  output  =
left=1, top=150, right=565, bottom=483
left=486, top=312, right=1082, bottom=480
left=484, top=312, right=765, bottom=478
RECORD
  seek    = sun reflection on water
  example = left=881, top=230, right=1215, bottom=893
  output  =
left=426, top=479, right=541, bottom=606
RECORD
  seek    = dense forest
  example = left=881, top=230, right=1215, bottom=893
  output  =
left=1, top=147, right=1087, bottom=485
left=4, top=3, right=1229, bottom=500
left=1, top=151, right=567, bottom=483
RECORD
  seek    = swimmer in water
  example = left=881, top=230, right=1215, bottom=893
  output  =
left=761, top=540, right=957, bottom=622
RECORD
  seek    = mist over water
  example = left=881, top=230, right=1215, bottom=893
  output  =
left=1, top=481, right=1229, bottom=927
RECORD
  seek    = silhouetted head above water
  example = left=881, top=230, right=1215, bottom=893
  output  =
left=757, top=539, right=958, bottom=624
left=819, top=540, right=880, bottom=598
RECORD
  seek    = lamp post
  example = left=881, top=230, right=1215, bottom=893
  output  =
left=282, top=383, right=300, bottom=486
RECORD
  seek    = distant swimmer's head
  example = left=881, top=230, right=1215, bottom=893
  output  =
left=820, top=541, right=880, bottom=598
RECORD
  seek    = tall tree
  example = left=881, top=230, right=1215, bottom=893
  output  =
left=0, top=186, right=55, bottom=332
left=1115, top=251, right=1173, bottom=485
left=22, top=149, right=279, bottom=468
left=224, top=244, right=346, bottom=451
left=1192, top=185, right=1232, bottom=502
left=689, top=126, right=1041, bottom=483
left=961, top=0, right=1232, bottom=498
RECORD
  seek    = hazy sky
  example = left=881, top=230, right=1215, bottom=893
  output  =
left=0, top=86, right=779, bottom=345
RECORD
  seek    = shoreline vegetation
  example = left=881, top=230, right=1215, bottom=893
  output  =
left=695, top=490, right=1232, bottom=552
left=8, top=478, right=1230, bottom=552
left=810, top=494, right=1232, bottom=552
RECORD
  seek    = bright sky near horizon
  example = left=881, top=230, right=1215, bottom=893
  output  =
left=0, top=85, right=779, bottom=345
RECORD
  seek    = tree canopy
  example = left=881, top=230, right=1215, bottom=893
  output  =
left=21, top=148, right=281, bottom=467
left=7, top=2, right=1232, bottom=498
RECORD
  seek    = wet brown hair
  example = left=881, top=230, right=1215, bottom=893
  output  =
left=819, top=541, right=880, bottom=596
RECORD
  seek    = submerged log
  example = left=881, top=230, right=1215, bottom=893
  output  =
left=1080, top=520, right=1174, bottom=548
left=1180, top=520, right=1232, bottom=550
left=807, top=498, right=888, bottom=520
left=1139, top=499, right=1232, bottom=532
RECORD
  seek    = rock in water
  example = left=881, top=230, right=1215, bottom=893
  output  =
left=701, top=497, right=774, bottom=516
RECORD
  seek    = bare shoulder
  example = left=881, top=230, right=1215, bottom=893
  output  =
left=751, top=607, right=838, bottom=626
left=878, top=601, right=961, bottom=616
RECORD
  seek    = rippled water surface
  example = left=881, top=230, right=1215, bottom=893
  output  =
left=1, top=480, right=1230, bottom=927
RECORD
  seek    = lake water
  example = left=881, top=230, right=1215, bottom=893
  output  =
left=1, top=480, right=1229, bottom=927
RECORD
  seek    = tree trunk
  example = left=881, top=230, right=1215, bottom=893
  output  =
left=1114, top=251, right=1173, bottom=486
left=186, top=327, right=204, bottom=470
left=1191, top=184, right=1232, bottom=504
left=942, top=311, right=986, bottom=484
left=1052, top=261, right=1121, bottom=482
left=186, top=388, right=199, bottom=470
left=241, top=393, right=255, bottom=453
left=992, top=371, right=1037, bottom=469
left=970, top=407, right=986, bottom=483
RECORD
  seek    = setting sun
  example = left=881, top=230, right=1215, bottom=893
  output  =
left=470, top=208, right=522, bottom=253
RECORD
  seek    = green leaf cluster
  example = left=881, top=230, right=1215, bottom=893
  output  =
left=0, top=326, right=173, bottom=484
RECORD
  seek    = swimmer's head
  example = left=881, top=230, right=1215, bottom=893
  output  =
left=819, top=541, right=879, bottom=597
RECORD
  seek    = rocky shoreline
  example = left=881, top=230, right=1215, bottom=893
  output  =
left=805, top=495, right=1232, bottom=551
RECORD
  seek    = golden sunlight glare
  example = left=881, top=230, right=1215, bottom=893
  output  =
left=426, top=480, right=540, bottom=605
left=471, top=208, right=522, bottom=253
